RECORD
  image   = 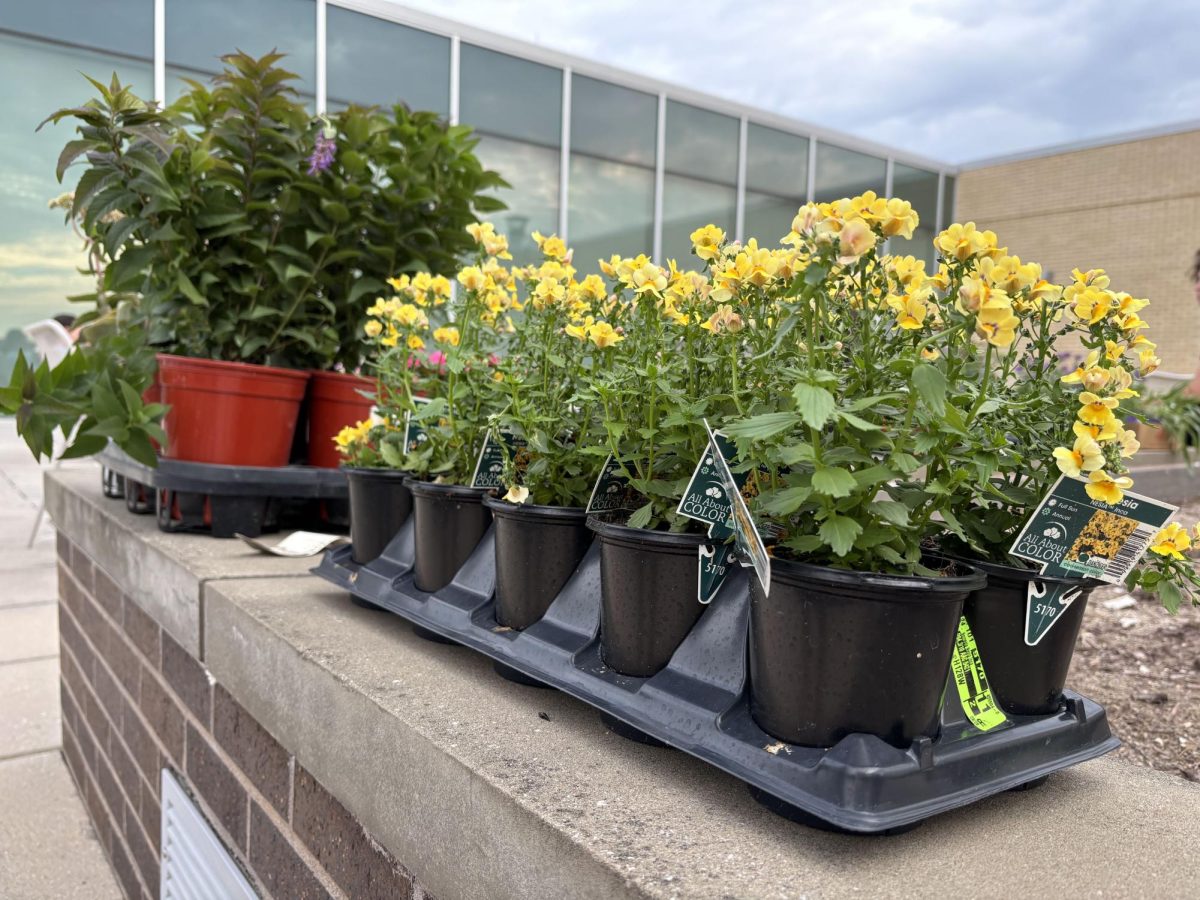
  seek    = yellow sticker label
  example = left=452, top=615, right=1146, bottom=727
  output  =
left=950, top=616, right=1008, bottom=732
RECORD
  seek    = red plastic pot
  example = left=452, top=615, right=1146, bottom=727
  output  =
left=157, top=353, right=309, bottom=467
left=306, top=371, right=375, bottom=468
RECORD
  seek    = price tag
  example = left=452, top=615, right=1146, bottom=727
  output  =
left=586, top=455, right=637, bottom=516
left=949, top=616, right=1007, bottom=732
left=471, top=431, right=527, bottom=489
left=1009, top=474, right=1176, bottom=645
left=703, top=419, right=771, bottom=596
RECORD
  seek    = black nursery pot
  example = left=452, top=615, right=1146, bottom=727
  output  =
left=484, top=496, right=592, bottom=630
left=588, top=520, right=709, bottom=678
left=961, top=557, right=1097, bottom=716
left=406, top=479, right=492, bottom=593
left=345, top=467, right=413, bottom=565
left=749, top=557, right=984, bottom=749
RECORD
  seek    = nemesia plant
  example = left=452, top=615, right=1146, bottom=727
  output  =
left=490, top=231, right=610, bottom=506
left=333, top=417, right=387, bottom=468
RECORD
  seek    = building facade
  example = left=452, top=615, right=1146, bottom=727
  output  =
left=0, top=0, right=956, bottom=337
left=957, top=125, right=1200, bottom=377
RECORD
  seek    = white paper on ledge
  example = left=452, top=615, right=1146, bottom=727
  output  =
left=235, top=531, right=349, bottom=557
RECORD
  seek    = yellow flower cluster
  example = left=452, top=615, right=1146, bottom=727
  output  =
left=333, top=418, right=372, bottom=453
left=1149, top=522, right=1200, bottom=561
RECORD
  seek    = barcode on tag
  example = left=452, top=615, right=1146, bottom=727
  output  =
left=1103, top=522, right=1158, bottom=583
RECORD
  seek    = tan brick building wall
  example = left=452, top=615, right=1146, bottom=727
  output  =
left=956, top=129, right=1200, bottom=376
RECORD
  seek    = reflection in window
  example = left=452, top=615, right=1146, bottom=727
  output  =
left=472, top=135, right=560, bottom=265
left=941, top=176, right=956, bottom=230
left=326, top=7, right=449, bottom=114
left=165, top=0, right=315, bottom=101
left=744, top=123, right=808, bottom=245
left=662, top=101, right=738, bottom=266
left=4, top=1, right=153, bottom=59
left=813, top=143, right=885, bottom=203
left=568, top=76, right=656, bottom=272
left=891, top=163, right=940, bottom=264
left=0, top=34, right=153, bottom=335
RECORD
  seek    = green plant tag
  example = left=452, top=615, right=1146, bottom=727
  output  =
left=949, top=616, right=1007, bottom=732
left=586, top=455, right=637, bottom=515
left=703, top=419, right=771, bottom=596
left=403, top=397, right=431, bottom=453
left=470, top=431, right=527, bottom=489
left=679, top=431, right=749, bottom=602
left=1009, top=474, right=1177, bottom=645
left=698, top=542, right=737, bottom=603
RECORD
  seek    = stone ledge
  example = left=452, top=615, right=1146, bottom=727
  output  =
left=206, top=574, right=1200, bottom=900
left=46, top=467, right=314, bottom=656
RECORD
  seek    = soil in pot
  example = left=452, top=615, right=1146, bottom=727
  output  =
left=961, top=556, right=1097, bottom=716
left=407, top=479, right=492, bottom=593
left=749, top=557, right=984, bottom=749
left=307, top=371, right=375, bottom=469
left=157, top=354, right=309, bottom=467
left=345, top=467, right=412, bottom=564
left=485, top=496, right=592, bottom=630
left=588, top=520, right=709, bottom=678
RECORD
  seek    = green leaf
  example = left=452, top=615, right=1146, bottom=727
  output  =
left=792, top=383, right=835, bottom=430
left=869, top=500, right=910, bottom=527
left=811, top=466, right=856, bottom=498
left=819, top=515, right=863, bottom=557
left=1157, top=580, right=1183, bottom=614
left=724, top=412, right=800, bottom=441
left=911, top=363, right=946, bottom=416
left=627, top=502, right=653, bottom=530
left=836, top=410, right=880, bottom=431
left=761, top=486, right=812, bottom=516
left=176, top=272, right=207, bottom=306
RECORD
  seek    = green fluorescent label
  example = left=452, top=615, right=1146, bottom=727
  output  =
left=950, top=616, right=1008, bottom=732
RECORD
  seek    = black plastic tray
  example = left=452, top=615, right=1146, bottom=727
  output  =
left=313, top=520, right=1119, bottom=833
left=98, top=446, right=349, bottom=538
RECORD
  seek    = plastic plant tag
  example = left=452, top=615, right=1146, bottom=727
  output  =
left=1009, top=474, right=1176, bottom=644
left=236, top=531, right=348, bottom=557
left=471, top=431, right=527, bottom=489
left=703, top=419, right=771, bottom=596
left=403, top=397, right=432, bottom=453
left=698, top=542, right=737, bottom=603
left=679, top=431, right=748, bottom=602
left=949, top=616, right=1008, bottom=732
left=586, top=455, right=637, bottom=515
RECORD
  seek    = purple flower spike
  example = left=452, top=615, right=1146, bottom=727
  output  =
left=307, top=132, right=336, bottom=175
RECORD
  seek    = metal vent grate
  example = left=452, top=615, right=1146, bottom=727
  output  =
left=160, top=769, right=258, bottom=900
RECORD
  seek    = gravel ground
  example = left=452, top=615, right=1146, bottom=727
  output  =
left=1069, top=500, right=1200, bottom=782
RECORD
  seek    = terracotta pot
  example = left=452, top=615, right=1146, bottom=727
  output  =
left=157, top=354, right=309, bottom=467
left=306, top=371, right=375, bottom=468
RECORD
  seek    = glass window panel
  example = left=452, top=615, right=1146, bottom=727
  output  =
left=568, top=157, right=654, bottom=274
left=3, top=0, right=153, bottom=59
left=662, top=175, right=736, bottom=267
left=569, top=75, right=656, bottom=167
left=941, top=175, right=956, bottom=228
left=744, top=192, right=801, bottom=246
left=166, top=0, right=315, bottom=98
left=459, top=45, right=561, bottom=147
left=813, top=143, right=885, bottom=203
left=472, top=134, right=559, bottom=266
left=891, top=163, right=940, bottom=263
left=0, top=34, right=153, bottom=337
left=745, top=123, right=808, bottom=196
left=664, top=100, right=738, bottom=183
left=326, top=7, right=449, bottom=114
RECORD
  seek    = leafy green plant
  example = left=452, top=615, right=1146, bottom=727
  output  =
left=1126, top=384, right=1200, bottom=463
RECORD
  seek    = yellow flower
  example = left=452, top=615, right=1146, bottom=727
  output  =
left=1085, top=470, right=1134, bottom=505
left=701, top=304, right=744, bottom=334
left=532, top=230, right=569, bottom=261
left=1117, top=311, right=1149, bottom=332
left=363, top=319, right=382, bottom=338
left=879, top=198, right=919, bottom=239
left=393, top=304, right=427, bottom=328
left=1108, top=366, right=1137, bottom=400
left=1149, top=522, right=1191, bottom=560
left=1119, top=428, right=1141, bottom=458
left=577, top=273, right=607, bottom=302
left=587, top=321, right=623, bottom=348
left=565, top=316, right=594, bottom=341
left=920, top=346, right=941, bottom=361
left=1074, top=419, right=1119, bottom=443
left=690, top=224, right=725, bottom=261
left=386, top=275, right=411, bottom=293
left=1077, top=391, right=1120, bottom=426
left=430, top=274, right=452, bottom=301
left=887, top=255, right=928, bottom=289
left=457, top=266, right=486, bottom=291
left=1103, top=339, right=1125, bottom=363
left=1071, top=287, right=1113, bottom=325
left=503, top=484, right=530, bottom=504
left=598, top=254, right=621, bottom=278
left=407, top=334, right=425, bottom=350
left=630, top=260, right=668, bottom=296
left=887, top=292, right=928, bottom=330
left=1052, top=435, right=1105, bottom=477
left=433, top=326, right=460, bottom=346
left=1137, top=348, right=1162, bottom=376
left=837, top=218, right=877, bottom=263
left=380, top=325, right=399, bottom=348
left=935, top=222, right=991, bottom=262
left=1061, top=350, right=1105, bottom=387
left=975, top=303, right=1020, bottom=348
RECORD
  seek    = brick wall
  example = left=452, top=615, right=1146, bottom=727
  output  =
left=55, top=532, right=433, bottom=900
left=956, top=128, right=1200, bottom=376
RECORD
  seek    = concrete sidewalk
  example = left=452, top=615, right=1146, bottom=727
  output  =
left=0, top=419, right=120, bottom=898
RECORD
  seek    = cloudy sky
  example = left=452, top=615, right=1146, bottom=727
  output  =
left=395, top=0, right=1200, bottom=164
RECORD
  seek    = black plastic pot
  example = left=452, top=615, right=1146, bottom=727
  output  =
left=407, top=479, right=492, bottom=593
left=588, top=520, right=709, bottom=678
left=961, top=557, right=1097, bottom=716
left=484, top=496, right=592, bottom=630
left=345, top=467, right=413, bottom=565
left=749, top=557, right=984, bottom=749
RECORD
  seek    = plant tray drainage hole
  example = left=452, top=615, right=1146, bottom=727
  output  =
left=412, top=624, right=458, bottom=645
left=350, top=595, right=387, bottom=612
left=492, top=660, right=552, bottom=689
left=600, top=712, right=671, bottom=748
left=748, top=786, right=923, bottom=836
